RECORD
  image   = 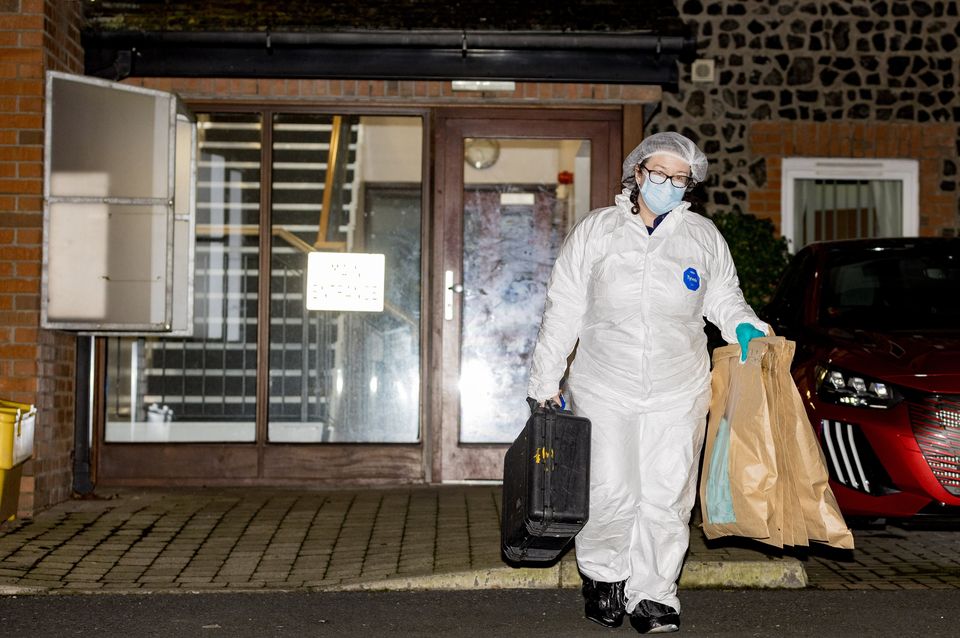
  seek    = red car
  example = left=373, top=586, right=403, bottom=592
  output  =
left=760, top=238, right=960, bottom=520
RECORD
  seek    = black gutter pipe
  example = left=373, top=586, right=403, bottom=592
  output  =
left=89, top=29, right=694, bottom=52
left=83, top=29, right=698, bottom=86
left=72, top=336, right=95, bottom=495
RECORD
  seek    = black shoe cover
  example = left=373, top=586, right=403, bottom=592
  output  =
left=582, top=578, right=626, bottom=628
left=629, top=599, right=680, bottom=634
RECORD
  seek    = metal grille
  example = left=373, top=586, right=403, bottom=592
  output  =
left=819, top=419, right=893, bottom=496
left=910, top=395, right=960, bottom=496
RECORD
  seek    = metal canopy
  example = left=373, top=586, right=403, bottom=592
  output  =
left=82, top=30, right=697, bottom=86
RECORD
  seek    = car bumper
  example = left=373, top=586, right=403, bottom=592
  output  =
left=799, top=379, right=960, bottom=519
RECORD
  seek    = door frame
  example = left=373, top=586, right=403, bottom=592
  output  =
left=430, top=107, right=622, bottom=482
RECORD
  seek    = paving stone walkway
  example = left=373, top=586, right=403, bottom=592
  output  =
left=0, top=487, right=504, bottom=592
left=0, top=486, right=955, bottom=593
left=803, top=523, right=960, bottom=590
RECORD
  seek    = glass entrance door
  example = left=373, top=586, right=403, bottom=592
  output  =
left=436, top=110, right=620, bottom=481
left=458, top=180, right=570, bottom=443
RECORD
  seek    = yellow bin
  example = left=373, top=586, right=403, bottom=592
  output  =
left=0, top=401, right=35, bottom=469
left=0, top=463, right=23, bottom=522
left=0, top=400, right=35, bottom=522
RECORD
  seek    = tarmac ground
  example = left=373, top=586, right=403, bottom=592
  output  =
left=0, top=486, right=956, bottom=595
left=1, top=590, right=959, bottom=637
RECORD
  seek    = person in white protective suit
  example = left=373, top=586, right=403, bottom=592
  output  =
left=527, top=132, right=768, bottom=634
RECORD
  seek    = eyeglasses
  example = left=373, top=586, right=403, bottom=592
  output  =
left=637, top=165, right=697, bottom=189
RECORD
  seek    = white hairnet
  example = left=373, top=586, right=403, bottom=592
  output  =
left=621, top=131, right=708, bottom=188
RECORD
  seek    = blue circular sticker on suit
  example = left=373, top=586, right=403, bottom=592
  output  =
left=683, top=267, right=700, bottom=291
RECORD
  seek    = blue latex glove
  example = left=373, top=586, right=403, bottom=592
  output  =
left=736, top=323, right=765, bottom=362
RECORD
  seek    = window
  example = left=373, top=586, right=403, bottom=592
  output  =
left=781, top=158, right=919, bottom=251
left=820, top=242, right=960, bottom=331
left=105, top=113, right=262, bottom=442
left=105, top=112, right=424, bottom=444
left=765, top=248, right=814, bottom=330
left=267, top=114, right=423, bottom=443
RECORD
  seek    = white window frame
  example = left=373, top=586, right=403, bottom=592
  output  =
left=780, top=157, right=919, bottom=252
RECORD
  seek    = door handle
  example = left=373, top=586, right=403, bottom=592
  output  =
left=444, top=270, right=463, bottom=320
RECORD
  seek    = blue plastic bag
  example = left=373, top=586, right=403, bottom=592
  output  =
left=706, top=416, right=736, bottom=524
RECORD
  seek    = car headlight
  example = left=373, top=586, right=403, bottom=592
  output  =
left=815, top=365, right=902, bottom=408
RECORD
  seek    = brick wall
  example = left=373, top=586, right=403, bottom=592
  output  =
left=0, top=0, right=84, bottom=516
left=125, top=77, right=661, bottom=106
left=650, top=0, right=960, bottom=237
left=749, top=121, right=957, bottom=236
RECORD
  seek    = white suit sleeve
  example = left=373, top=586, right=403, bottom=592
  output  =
left=703, top=229, right=770, bottom=344
left=526, top=222, right=591, bottom=401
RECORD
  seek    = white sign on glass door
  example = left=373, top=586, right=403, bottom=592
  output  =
left=305, top=252, right=385, bottom=312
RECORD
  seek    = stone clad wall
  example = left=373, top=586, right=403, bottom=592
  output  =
left=650, top=0, right=960, bottom=237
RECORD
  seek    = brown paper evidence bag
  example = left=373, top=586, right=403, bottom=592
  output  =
left=699, top=336, right=855, bottom=550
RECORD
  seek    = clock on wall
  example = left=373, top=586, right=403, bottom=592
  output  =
left=464, top=138, right=501, bottom=169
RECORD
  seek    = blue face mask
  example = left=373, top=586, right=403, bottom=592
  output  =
left=639, top=177, right=685, bottom=215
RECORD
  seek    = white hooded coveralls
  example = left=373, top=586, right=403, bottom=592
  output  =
left=527, top=192, right=768, bottom=613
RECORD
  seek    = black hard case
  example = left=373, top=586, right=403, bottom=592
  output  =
left=501, top=400, right=591, bottom=563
